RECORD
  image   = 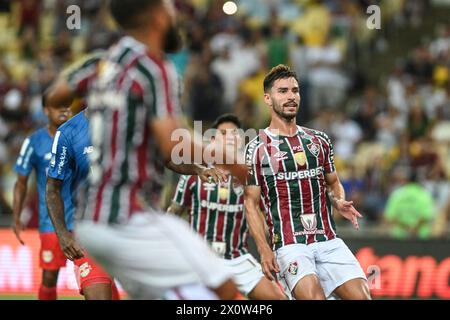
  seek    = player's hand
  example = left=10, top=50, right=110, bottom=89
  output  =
left=335, top=199, right=363, bottom=230
left=197, top=166, right=227, bottom=184
left=260, top=247, right=280, bottom=281
left=58, top=231, right=84, bottom=261
left=12, top=218, right=26, bottom=245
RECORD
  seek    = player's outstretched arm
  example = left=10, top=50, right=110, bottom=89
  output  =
left=150, top=117, right=247, bottom=184
left=325, top=171, right=363, bottom=230
left=46, top=177, right=84, bottom=260
left=12, top=174, right=28, bottom=245
left=165, top=161, right=227, bottom=184
left=244, top=185, right=280, bottom=281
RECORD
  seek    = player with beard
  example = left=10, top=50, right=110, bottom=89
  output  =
left=244, top=65, right=371, bottom=300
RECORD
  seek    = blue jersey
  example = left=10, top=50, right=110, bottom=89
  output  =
left=48, top=112, right=92, bottom=221
left=15, top=128, right=75, bottom=233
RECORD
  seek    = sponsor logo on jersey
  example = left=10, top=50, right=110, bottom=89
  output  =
left=300, top=213, right=317, bottom=232
left=276, top=167, right=323, bottom=180
left=42, top=250, right=53, bottom=263
left=307, top=143, right=320, bottom=157
left=44, top=152, right=52, bottom=161
left=288, top=261, right=298, bottom=276
left=292, top=145, right=303, bottom=152
left=294, top=213, right=326, bottom=236
left=57, top=146, right=67, bottom=175
left=79, top=262, right=92, bottom=278
left=273, top=151, right=288, bottom=161
left=200, top=200, right=243, bottom=212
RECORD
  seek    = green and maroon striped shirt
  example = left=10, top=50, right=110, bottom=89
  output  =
left=78, top=36, right=181, bottom=224
left=245, top=126, right=337, bottom=250
left=172, top=175, right=249, bottom=259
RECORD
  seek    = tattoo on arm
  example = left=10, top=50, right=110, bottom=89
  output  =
left=46, top=178, right=68, bottom=236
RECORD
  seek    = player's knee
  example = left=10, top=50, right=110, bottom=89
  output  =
left=248, top=280, right=288, bottom=300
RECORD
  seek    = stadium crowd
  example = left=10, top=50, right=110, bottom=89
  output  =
left=0, top=0, right=448, bottom=239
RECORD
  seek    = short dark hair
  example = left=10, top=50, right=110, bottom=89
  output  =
left=110, top=0, right=162, bottom=30
left=263, top=64, right=298, bottom=93
left=211, top=113, right=242, bottom=130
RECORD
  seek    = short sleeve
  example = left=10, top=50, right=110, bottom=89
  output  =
left=321, top=132, right=336, bottom=174
left=141, top=58, right=182, bottom=121
left=172, top=175, right=194, bottom=207
left=245, top=140, right=262, bottom=186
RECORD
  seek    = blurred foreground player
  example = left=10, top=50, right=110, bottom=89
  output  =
left=12, top=97, right=70, bottom=300
left=50, top=0, right=248, bottom=299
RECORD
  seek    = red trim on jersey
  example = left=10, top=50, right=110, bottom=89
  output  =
left=147, top=55, right=173, bottom=115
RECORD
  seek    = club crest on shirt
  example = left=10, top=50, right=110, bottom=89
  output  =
left=307, top=143, right=320, bottom=158
left=294, top=152, right=307, bottom=166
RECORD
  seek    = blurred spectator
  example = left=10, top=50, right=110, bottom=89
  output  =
left=330, top=111, right=362, bottom=161
left=384, top=170, right=435, bottom=239
left=184, top=49, right=225, bottom=125
left=353, top=87, right=384, bottom=141
left=306, top=35, right=349, bottom=111
left=18, top=0, right=41, bottom=35
left=407, top=105, right=431, bottom=140
left=267, top=24, right=289, bottom=68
